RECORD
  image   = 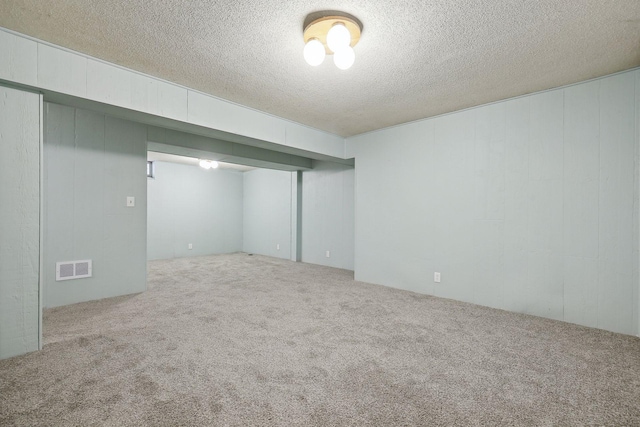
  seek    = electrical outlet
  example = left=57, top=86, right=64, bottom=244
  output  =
left=188, top=243, right=193, bottom=250
left=434, top=272, right=441, bottom=283
left=126, top=196, right=135, bottom=207
left=326, top=250, right=330, bottom=258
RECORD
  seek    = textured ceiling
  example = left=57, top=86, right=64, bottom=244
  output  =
left=1, top=1, right=639, bottom=137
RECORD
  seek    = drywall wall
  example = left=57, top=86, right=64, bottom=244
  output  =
left=0, top=27, right=346, bottom=160
left=147, top=161, right=243, bottom=260
left=302, top=161, right=355, bottom=270
left=347, top=69, right=640, bottom=336
left=243, top=169, right=293, bottom=259
left=44, top=103, right=147, bottom=308
left=0, top=86, right=41, bottom=359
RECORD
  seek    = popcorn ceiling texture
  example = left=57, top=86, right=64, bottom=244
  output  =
left=0, top=1, right=639, bottom=136
left=0, top=254, right=639, bottom=425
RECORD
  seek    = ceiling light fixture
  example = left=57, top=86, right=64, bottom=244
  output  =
left=199, top=159, right=219, bottom=170
left=303, top=13, right=362, bottom=70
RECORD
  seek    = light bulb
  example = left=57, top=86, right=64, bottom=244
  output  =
left=333, top=45, right=355, bottom=70
left=326, top=23, right=351, bottom=53
left=303, top=38, right=325, bottom=66
left=199, top=159, right=212, bottom=169
left=210, top=161, right=219, bottom=169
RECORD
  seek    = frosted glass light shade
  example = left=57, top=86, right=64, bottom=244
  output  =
left=303, top=39, right=325, bottom=66
left=302, top=14, right=362, bottom=70
left=333, top=46, right=355, bottom=70
left=326, top=23, right=351, bottom=53
left=199, top=160, right=219, bottom=169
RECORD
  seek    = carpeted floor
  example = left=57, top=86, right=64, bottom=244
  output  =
left=1, top=253, right=639, bottom=426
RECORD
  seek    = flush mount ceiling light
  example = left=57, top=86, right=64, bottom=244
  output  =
left=303, top=13, right=362, bottom=70
left=199, top=159, right=219, bottom=170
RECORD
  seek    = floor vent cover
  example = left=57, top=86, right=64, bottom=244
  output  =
left=56, top=260, right=92, bottom=281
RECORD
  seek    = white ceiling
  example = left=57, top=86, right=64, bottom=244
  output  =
left=1, top=1, right=639, bottom=137
left=147, top=151, right=255, bottom=172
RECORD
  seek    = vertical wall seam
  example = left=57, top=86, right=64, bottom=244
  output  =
left=289, top=172, right=292, bottom=260
left=633, top=71, right=637, bottom=335
left=102, top=113, right=107, bottom=262
left=20, top=91, right=26, bottom=352
left=561, top=88, right=566, bottom=323
left=297, top=170, right=304, bottom=263
left=84, top=54, right=88, bottom=99
left=38, top=93, right=44, bottom=348
left=526, top=97, right=531, bottom=314
left=472, top=109, right=478, bottom=303
left=501, top=102, right=506, bottom=306
left=10, top=34, right=15, bottom=79
left=35, top=42, right=39, bottom=87
left=632, top=71, right=640, bottom=336
left=72, top=108, right=77, bottom=260
left=596, top=79, right=602, bottom=330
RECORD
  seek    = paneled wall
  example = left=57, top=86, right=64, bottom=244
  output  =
left=148, top=161, right=357, bottom=268
left=0, top=86, right=41, bottom=359
left=243, top=169, right=294, bottom=260
left=0, top=28, right=345, bottom=159
left=147, top=162, right=243, bottom=260
left=347, top=70, right=639, bottom=335
left=302, top=161, right=355, bottom=270
left=44, top=103, right=147, bottom=308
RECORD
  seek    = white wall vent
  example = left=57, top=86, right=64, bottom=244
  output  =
left=56, top=260, right=92, bottom=281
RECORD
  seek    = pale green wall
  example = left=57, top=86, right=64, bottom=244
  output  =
left=302, top=161, right=355, bottom=270
left=149, top=161, right=355, bottom=268
left=347, top=70, right=640, bottom=336
left=8, top=25, right=636, bottom=338
left=0, top=28, right=346, bottom=160
left=241, top=163, right=355, bottom=269
left=0, top=86, right=41, bottom=359
left=147, top=161, right=243, bottom=260
left=44, top=103, right=147, bottom=308
left=243, top=169, right=294, bottom=260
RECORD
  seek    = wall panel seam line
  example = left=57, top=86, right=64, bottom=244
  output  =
left=635, top=71, right=640, bottom=336
left=597, top=79, right=602, bottom=330
left=84, top=53, right=88, bottom=99
left=73, top=109, right=77, bottom=259
left=561, top=89, right=566, bottom=323
left=38, top=93, right=44, bottom=349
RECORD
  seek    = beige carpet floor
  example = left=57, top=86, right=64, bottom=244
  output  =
left=1, top=253, right=639, bottom=426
